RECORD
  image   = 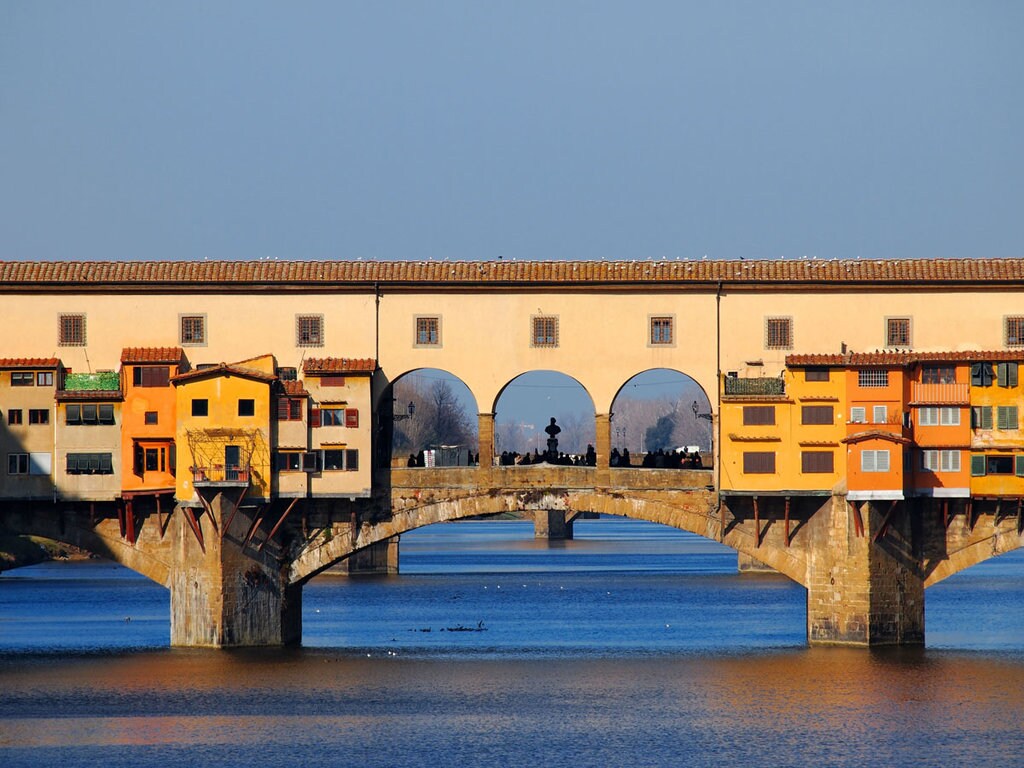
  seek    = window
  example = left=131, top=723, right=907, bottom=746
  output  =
left=801, top=405, right=833, bottom=425
left=650, top=316, right=674, bottom=346
left=36, top=371, right=54, bottom=387
left=238, top=399, right=255, bottom=417
left=11, top=372, right=33, bottom=386
left=872, top=405, right=888, bottom=424
left=922, top=366, right=956, bottom=384
left=850, top=407, right=866, bottom=424
left=296, top=314, right=324, bottom=347
left=319, top=376, right=346, bottom=387
left=858, top=369, right=888, bottom=388
left=321, top=406, right=345, bottom=426
left=972, top=406, right=994, bottom=430
left=742, top=406, right=775, bottom=426
left=277, top=398, right=303, bottom=421
left=997, top=362, right=1019, bottom=388
left=59, top=314, right=86, bottom=346
left=920, top=407, right=960, bottom=426
left=805, top=367, right=830, bottom=382
left=801, top=451, right=834, bottom=474
left=743, top=452, right=776, bottom=474
left=1005, top=316, right=1024, bottom=347
left=277, top=367, right=298, bottom=381
left=191, top=399, right=209, bottom=417
left=145, top=448, right=164, bottom=472
left=180, top=315, right=206, bottom=345
left=972, top=455, right=1014, bottom=476
left=28, top=409, right=49, bottom=425
left=98, top=404, right=115, bottom=425
left=921, top=450, right=961, bottom=472
left=133, top=366, right=170, bottom=387
left=7, top=409, right=23, bottom=425
left=65, top=404, right=81, bottom=425
left=346, top=449, right=359, bottom=471
left=971, top=363, right=994, bottom=387
left=997, top=405, right=1019, bottom=430
left=886, top=317, right=911, bottom=347
left=531, top=316, right=558, bottom=348
left=8, top=453, right=28, bottom=475
left=82, top=404, right=98, bottom=424
left=276, top=452, right=302, bottom=471
left=764, top=317, right=792, bottom=350
left=415, top=316, right=441, bottom=347
left=322, top=449, right=346, bottom=471
left=66, top=453, right=113, bottom=475
left=861, top=450, right=891, bottom=472
left=144, top=411, right=158, bottom=425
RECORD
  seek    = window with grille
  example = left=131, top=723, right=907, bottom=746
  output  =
left=922, top=366, right=955, bottom=384
left=858, top=369, right=888, bottom=388
left=59, top=314, right=86, bottom=346
left=801, top=451, right=834, bottom=473
left=650, top=316, right=674, bottom=345
left=296, top=315, right=324, bottom=347
left=532, top=316, right=558, bottom=348
left=180, top=315, right=206, bottom=345
left=415, top=316, right=441, bottom=346
left=1005, top=316, right=1024, bottom=347
left=277, top=367, right=298, bottom=381
left=801, top=405, right=834, bottom=425
left=764, top=317, right=792, bottom=350
left=742, top=405, right=775, bottom=426
left=860, top=449, right=890, bottom=472
left=886, top=317, right=911, bottom=347
left=743, top=451, right=776, bottom=474
left=804, top=367, right=830, bottom=382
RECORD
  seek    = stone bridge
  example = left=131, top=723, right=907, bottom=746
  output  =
left=4, top=466, right=1022, bottom=649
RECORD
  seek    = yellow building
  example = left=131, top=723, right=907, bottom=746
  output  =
left=968, top=353, right=1024, bottom=496
left=55, top=371, right=123, bottom=501
left=173, top=355, right=276, bottom=504
left=0, top=358, right=63, bottom=500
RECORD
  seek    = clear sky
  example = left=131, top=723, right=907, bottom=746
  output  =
left=1, top=1, right=1022, bottom=262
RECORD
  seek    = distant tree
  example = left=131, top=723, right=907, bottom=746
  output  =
left=645, top=414, right=676, bottom=452
left=392, top=376, right=476, bottom=456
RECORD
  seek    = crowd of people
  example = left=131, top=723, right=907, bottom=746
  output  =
left=493, top=445, right=705, bottom=468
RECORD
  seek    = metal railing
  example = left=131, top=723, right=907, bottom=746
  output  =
left=192, top=464, right=251, bottom=484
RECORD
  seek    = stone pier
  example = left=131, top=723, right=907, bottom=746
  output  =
left=340, top=537, right=400, bottom=574
left=534, top=510, right=573, bottom=540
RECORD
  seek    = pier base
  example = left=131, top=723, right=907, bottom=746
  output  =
left=534, top=510, right=573, bottom=540
left=341, top=537, right=400, bottom=574
left=737, top=551, right=777, bottom=574
left=806, top=496, right=924, bottom=646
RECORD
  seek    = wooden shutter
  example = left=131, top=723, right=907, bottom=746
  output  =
left=1015, top=455, right=1024, bottom=477
left=277, top=399, right=290, bottom=420
left=742, top=406, right=775, bottom=426
left=971, top=454, right=986, bottom=476
left=345, top=408, right=359, bottom=428
left=345, top=449, right=359, bottom=471
left=309, top=407, right=321, bottom=428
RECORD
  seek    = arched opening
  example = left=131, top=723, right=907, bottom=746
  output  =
left=492, top=371, right=596, bottom=465
left=610, top=369, right=713, bottom=469
left=385, top=369, right=479, bottom=467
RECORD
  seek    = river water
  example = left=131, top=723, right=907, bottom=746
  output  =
left=2, top=518, right=1023, bottom=767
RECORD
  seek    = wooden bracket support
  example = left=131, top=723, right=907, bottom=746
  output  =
left=220, top=486, right=249, bottom=540
left=849, top=500, right=864, bottom=538
left=752, top=496, right=761, bottom=548
left=182, top=507, right=206, bottom=553
left=258, top=498, right=300, bottom=553
left=784, top=496, right=791, bottom=547
left=874, top=499, right=899, bottom=542
left=243, top=505, right=266, bottom=549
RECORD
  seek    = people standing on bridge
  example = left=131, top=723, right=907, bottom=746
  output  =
left=585, top=444, right=596, bottom=466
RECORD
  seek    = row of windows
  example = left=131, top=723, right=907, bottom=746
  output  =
left=6, top=409, right=50, bottom=425
left=275, top=449, right=360, bottom=472
left=188, top=399, right=360, bottom=426
left=743, top=451, right=835, bottom=474
left=9, top=371, right=54, bottom=387
left=56, top=314, right=328, bottom=348
left=764, top=317, right=1024, bottom=351
left=9, top=451, right=113, bottom=476
left=743, top=449, right=1024, bottom=476
left=741, top=403, right=1017, bottom=429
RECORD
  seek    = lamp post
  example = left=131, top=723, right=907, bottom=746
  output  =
left=393, top=400, right=416, bottom=422
left=692, top=400, right=712, bottom=452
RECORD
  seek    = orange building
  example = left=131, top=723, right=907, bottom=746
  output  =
left=908, top=355, right=971, bottom=498
left=967, top=352, right=1024, bottom=496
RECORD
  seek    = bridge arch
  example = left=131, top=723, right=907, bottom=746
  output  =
left=492, top=370, right=596, bottom=459
left=288, top=489, right=808, bottom=586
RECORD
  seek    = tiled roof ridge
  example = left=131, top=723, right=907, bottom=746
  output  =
left=303, top=357, right=377, bottom=374
left=121, top=346, right=184, bottom=363
left=3, top=257, right=1024, bottom=286
left=171, top=362, right=277, bottom=384
left=787, top=350, right=1024, bottom=366
left=0, top=357, right=61, bottom=368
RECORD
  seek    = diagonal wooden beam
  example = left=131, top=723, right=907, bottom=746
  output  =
left=752, top=496, right=761, bottom=548
left=243, top=505, right=266, bottom=549
left=849, top=500, right=864, bottom=538
left=874, top=499, right=900, bottom=542
left=182, top=507, right=206, bottom=553
left=784, top=496, right=791, bottom=547
left=220, top=485, right=249, bottom=541
left=258, top=498, right=300, bottom=553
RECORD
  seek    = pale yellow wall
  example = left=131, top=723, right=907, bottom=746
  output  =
left=0, top=375, right=58, bottom=499
left=55, top=402, right=122, bottom=501
left=307, top=375, right=372, bottom=498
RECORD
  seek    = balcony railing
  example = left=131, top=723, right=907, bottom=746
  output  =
left=192, top=464, right=251, bottom=486
left=911, top=382, right=970, bottom=405
left=723, top=377, right=785, bottom=396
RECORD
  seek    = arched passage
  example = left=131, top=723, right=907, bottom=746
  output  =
left=379, top=369, right=479, bottom=467
left=492, top=371, right=596, bottom=463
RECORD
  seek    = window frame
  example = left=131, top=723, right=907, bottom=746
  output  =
left=11, top=371, right=34, bottom=387
left=885, top=316, right=912, bottom=347
left=1005, top=316, right=1024, bottom=348
left=531, top=315, right=559, bottom=348
left=133, top=366, right=170, bottom=388
left=295, top=314, right=324, bottom=348
left=742, top=405, right=775, bottom=426
left=801, top=450, right=834, bottom=474
left=414, top=316, right=442, bottom=348
left=858, top=369, right=889, bottom=388
left=191, top=399, right=209, bottom=417
left=922, top=366, right=956, bottom=385
left=764, top=317, right=793, bottom=350
left=7, top=453, right=29, bottom=475
left=7, top=409, right=23, bottom=425
left=648, top=315, right=675, bottom=347
left=860, top=449, right=891, bottom=473
left=58, top=313, right=86, bottom=346
left=804, top=367, right=830, bottom=382
left=872, top=405, right=888, bottom=424
left=238, top=399, right=256, bottom=417
left=742, top=451, right=776, bottom=474
left=179, top=314, right=207, bottom=347
left=801, top=405, right=834, bottom=425
left=28, top=409, right=49, bottom=425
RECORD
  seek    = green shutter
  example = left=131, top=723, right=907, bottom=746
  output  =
left=1016, top=455, right=1024, bottom=477
left=1010, top=362, right=1020, bottom=387
left=971, top=454, right=987, bottom=476
left=998, top=363, right=1009, bottom=387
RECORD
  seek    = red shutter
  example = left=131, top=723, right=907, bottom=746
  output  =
left=345, top=408, right=359, bottom=428
left=310, top=407, right=321, bottom=428
left=276, top=398, right=290, bottom=421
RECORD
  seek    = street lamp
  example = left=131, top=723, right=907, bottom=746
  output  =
left=393, top=400, right=416, bottom=421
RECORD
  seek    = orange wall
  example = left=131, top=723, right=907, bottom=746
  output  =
left=121, top=364, right=179, bottom=493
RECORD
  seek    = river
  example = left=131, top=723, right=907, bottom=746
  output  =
left=2, top=518, right=1023, bottom=767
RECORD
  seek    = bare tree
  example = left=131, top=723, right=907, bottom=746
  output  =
left=392, top=377, right=476, bottom=457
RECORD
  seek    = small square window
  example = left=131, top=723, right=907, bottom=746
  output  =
left=743, top=451, right=776, bottom=474
left=415, top=316, right=441, bottom=347
left=7, top=409, right=23, bottom=425
left=296, top=315, right=324, bottom=347
left=238, top=399, right=255, bottom=417
left=180, top=315, right=207, bottom=346
left=764, top=317, right=792, bottom=350
left=532, top=316, right=558, bottom=348
left=192, top=399, right=209, bottom=417
left=36, top=371, right=54, bottom=387
left=804, top=367, right=830, bottom=382
left=858, top=369, right=889, bottom=388
left=649, top=316, right=674, bottom=346
left=144, top=411, right=159, bottom=425
left=11, top=372, right=33, bottom=386
left=886, top=317, right=911, bottom=347
left=277, top=367, right=298, bottom=381
left=1006, top=316, right=1024, bottom=348
left=59, top=314, right=86, bottom=346
left=28, top=409, right=49, bottom=425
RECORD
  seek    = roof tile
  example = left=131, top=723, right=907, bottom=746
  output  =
left=0, top=357, right=61, bottom=369
left=121, top=347, right=184, bottom=364
left=303, top=357, right=377, bottom=375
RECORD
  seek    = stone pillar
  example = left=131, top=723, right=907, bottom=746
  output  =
left=478, top=412, right=495, bottom=482
left=737, top=551, right=776, bottom=573
left=169, top=493, right=302, bottom=647
left=806, top=496, right=924, bottom=646
left=342, top=537, right=400, bottom=574
left=595, top=413, right=611, bottom=485
left=534, top=510, right=573, bottom=540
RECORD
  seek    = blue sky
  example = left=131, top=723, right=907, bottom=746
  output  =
left=2, top=1, right=1022, bottom=262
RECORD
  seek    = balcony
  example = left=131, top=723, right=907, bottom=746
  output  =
left=192, top=464, right=251, bottom=488
left=723, top=376, right=785, bottom=397
left=910, top=382, right=969, bottom=405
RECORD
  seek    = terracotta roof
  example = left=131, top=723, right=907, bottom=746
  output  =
left=279, top=380, right=309, bottom=397
left=121, top=347, right=184, bottom=364
left=0, top=357, right=61, bottom=369
left=303, top=357, right=376, bottom=375
left=842, top=430, right=913, bottom=445
left=788, top=351, right=1024, bottom=367
left=171, top=363, right=277, bottom=385
left=3, top=257, right=1024, bottom=287
left=56, top=389, right=123, bottom=401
